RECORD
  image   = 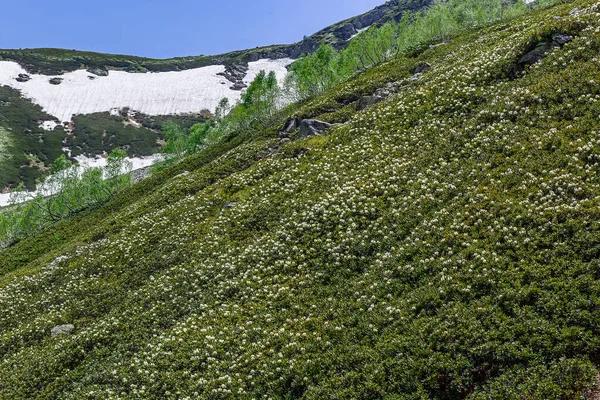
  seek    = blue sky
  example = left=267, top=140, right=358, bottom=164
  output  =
left=2, top=0, right=385, bottom=58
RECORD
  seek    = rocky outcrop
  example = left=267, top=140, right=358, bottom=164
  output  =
left=51, top=324, right=75, bottom=337
left=281, top=117, right=301, bottom=134
left=230, top=82, right=248, bottom=91
left=551, top=33, right=572, bottom=46
left=218, top=63, right=250, bottom=91
left=132, top=166, right=153, bottom=184
left=87, top=67, right=109, bottom=77
left=518, top=33, right=572, bottom=68
left=299, top=119, right=334, bottom=138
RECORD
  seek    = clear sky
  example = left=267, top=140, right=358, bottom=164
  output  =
left=2, top=0, right=385, bottom=59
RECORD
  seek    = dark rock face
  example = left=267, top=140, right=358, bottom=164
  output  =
left=337, top=23, right=360, bottom=41
left=49, top=77, right=63, bottom=85
left=51, top=324, right=75, bottom=337
left=299, top=119, right=333, bottom=138
left=281, top=117, right=301, bottom=133
left=357, top=95, right=385, bottom=111
left=518, top=34, right=572, bottom=68
left=87, top=67, right=109, bottom=77
left=15, top=74, right=31, bottom=82
left=218, top=63, right=250, bottom=91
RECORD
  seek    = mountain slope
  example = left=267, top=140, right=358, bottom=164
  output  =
left=0, top=0, right=430, bottom=191
left=1, top=0, right=600, bottom=398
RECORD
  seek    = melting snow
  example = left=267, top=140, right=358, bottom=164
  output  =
left=0, top=57, right=293, bottom=206
left=0, top=58, right=292, bottom=123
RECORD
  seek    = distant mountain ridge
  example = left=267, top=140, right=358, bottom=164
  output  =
left=0, top=0, right=432, bottom=76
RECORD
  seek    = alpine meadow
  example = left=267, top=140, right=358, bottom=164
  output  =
left=1, top=0, right=600, bottom=398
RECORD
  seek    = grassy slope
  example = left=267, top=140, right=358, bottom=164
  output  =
left=1, top=1, right=600, bottom=398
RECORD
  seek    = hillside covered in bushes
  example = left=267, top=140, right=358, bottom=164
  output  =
left=1, top=0, right=600, bottom=398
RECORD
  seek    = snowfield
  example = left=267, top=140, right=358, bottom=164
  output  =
left=0, top=57, right=292, bottom=206
left=0, top=58, right=293, bottom=123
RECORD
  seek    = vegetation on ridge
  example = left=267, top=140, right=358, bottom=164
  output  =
left=0, top=0, right=600, bottom=398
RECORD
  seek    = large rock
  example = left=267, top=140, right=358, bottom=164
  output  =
left=298, top=119, right=333, bottom=138
left=15, top=73, right=31, bottom=83
left=51, top=324, right=75, bottom=337
left=357, top=95, right=385, bottom=111
left=518, top=34, right=571, bottom=68
left=49, top=77, right=63, bottom=85
left=374, top=81, right=403, bottom=98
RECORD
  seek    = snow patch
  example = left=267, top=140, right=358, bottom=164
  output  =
left=74, top=153, right=163, bottom=171
left=0, top=59, right=293, bottom=123
left=350, top=26, right=370, bottom=40
left=38, top=121, right=60, bottom=131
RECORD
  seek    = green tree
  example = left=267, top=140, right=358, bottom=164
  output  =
left=162, top=122, right=187, bottom=160
left=187, top=122, right=213, bottom=153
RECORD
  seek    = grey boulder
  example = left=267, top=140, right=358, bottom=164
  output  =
left=299, top=119, right=333, bottom=138
left=51, top=324, right=75, bottom=337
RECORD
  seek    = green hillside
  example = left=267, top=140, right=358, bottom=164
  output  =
left=1, top=0, right=600, bottom=398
